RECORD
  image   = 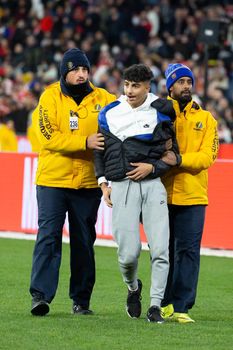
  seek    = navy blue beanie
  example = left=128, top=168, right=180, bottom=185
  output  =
left=60, top=48, right=91, bottom=78
left=165, top=63, right=194, bottom=91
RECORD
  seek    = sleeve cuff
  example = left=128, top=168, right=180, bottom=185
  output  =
left=98, top=176, right=108, bottom=186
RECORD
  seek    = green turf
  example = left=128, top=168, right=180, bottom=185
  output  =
left=0, top=238, right=232, bottom=350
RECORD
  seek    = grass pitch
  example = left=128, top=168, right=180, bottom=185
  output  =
left=0, top=238, right=232, bottom=350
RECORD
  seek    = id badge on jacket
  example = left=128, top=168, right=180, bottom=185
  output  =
left=70, top=111, right=78, bottom=130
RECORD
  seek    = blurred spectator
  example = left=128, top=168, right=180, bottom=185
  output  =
left=0, top=0, right=233, bottom=143
left=218, top=120, right=232, bottom=143
left=27, top=113, right=40, bottom=152
left=0, top=116, right=18, bottom=151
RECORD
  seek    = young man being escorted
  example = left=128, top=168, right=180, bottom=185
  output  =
left=95, top=64, right=180, bottom=323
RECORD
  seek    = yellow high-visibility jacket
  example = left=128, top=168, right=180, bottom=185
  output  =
left=33, top=81, right=116, bottom=189
left=162, top=99, right=219, bottom=205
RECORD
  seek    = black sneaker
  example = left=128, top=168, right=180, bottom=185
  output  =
left=147, top=305, right=164, bottom=323
left=126, top=279, right=142, bottom=318
left=72, top=303, right=94, bottom=315
left=31, top=293, right=49, bottom=316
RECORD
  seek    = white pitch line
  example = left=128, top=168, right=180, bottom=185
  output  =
left=0, top=231, right=233, bottom=258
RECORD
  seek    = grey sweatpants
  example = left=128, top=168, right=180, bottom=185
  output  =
left=111, top=178, right=169, bottom=307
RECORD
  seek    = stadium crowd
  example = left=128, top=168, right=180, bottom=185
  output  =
left=0, top=0, right=233, bottom=146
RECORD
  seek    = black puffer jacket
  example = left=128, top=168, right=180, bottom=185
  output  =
left=94, top=99, right=180, bottom=181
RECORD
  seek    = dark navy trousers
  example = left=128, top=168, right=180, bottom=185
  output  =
left=162, top=204, right=206, bottom=313
left=30, top=186, right=101, bottom=308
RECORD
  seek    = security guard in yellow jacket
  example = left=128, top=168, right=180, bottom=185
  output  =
left=29, top=48, right=115, bottom=316
left=160, top=64, right=219, bottom=323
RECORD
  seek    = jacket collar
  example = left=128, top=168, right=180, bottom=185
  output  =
left=167, top=96, right=201, bottom=116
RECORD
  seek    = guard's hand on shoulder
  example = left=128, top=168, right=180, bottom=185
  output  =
left=87, top=133, right=105, bottom=150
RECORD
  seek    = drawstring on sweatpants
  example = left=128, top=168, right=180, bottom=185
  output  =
left=124, top=180, right=131, bottom=206
left=139, top=182, right=143, bottom=216
left=124, top=180, right=143, bottom=206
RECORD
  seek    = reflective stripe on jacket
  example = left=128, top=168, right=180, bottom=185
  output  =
left=162, top=99, right=219, bottom=205
left=33, top=81, right=116, bottom=189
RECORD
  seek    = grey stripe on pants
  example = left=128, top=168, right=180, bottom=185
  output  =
left=111, top=178, right=169, bottom=307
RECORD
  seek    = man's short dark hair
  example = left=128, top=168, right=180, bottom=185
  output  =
left=123, top=64, right=153, bottom=82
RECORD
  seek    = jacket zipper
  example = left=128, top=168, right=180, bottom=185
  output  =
left=121, top=140, right=126, bottom=175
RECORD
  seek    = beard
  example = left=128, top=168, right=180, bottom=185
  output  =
left=171, top=90, right=192, bottom=111
left=178, top=91, right=192, bottom=104
left=66, top=80, right=89, bottom=96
